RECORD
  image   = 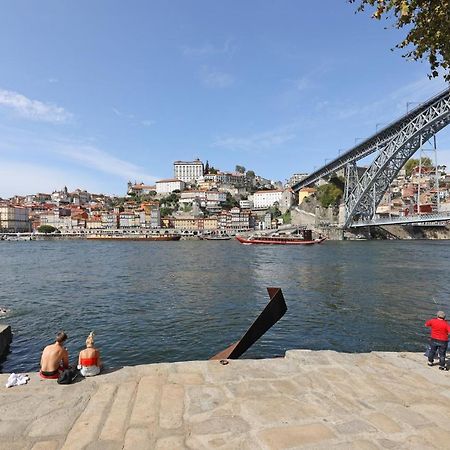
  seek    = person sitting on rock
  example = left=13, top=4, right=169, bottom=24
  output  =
left=40, top=331, right=69, bottom=379
left=425, top=311, right=450, bottom=371
left=78, top=331, right=102, bottom=377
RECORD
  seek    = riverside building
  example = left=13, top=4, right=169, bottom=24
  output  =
left=252, top=190, right=283, bottom=209
left=0, top=204, right=31, bottom=232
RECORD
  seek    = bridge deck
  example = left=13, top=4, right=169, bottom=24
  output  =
left=350, top=212, right=450, bottom=228
left=292, top=86, right=450, bottom=192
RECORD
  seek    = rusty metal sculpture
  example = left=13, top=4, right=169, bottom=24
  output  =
left=210, top=287, right=287, bottom=360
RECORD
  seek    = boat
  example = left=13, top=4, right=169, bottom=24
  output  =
left=202, top=234, right=231, bottom=241
left=86, top=234, right=181, bottom=241
left=236, top=229, right=326, bottom=245
left=4, top=235, right=33, bottom=241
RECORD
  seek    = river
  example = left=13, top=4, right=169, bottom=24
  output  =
left=1, top=239, right=449, bottom=372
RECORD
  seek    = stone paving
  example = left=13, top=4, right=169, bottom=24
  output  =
left=1, top=350, right=450, bottom=449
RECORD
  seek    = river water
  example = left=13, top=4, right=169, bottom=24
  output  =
left=1, top=239, right=449, bottom=373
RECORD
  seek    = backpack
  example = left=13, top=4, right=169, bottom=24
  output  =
left=57, top=368, right=79, bottom=385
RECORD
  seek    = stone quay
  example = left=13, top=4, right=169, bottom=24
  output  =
left=1, top=350, right=450, bottom=449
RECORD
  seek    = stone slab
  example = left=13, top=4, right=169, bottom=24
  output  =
left=0, top=351, right=449, bottom=449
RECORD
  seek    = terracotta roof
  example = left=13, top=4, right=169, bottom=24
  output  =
left=156, top=179, right=183, bottom=183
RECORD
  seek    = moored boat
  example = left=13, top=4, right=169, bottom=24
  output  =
left=86, top=234, right=181, bottom=241
left=202, top=234, right=231, bottom=241
left=236, top=229, right=325, bottom=245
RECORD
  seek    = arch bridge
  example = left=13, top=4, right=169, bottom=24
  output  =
left=292, top=87, right=450, bottom=228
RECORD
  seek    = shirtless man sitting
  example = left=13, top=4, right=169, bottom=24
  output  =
left=40, top=331, right=69, bottom=379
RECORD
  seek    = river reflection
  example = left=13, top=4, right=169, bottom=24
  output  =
left=0, top=239, right=449, bottom=372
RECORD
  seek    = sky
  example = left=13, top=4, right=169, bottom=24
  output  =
left=0, top=0, right=449, bottom=198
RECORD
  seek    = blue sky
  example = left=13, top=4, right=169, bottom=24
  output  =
left=0, top=0, right=449, bottom=197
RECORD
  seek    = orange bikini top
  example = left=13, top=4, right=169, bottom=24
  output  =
left=80, top=356, right=97, bottom=366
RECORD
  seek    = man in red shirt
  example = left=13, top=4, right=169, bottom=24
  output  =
left=425, top=311, right=450, bottom=371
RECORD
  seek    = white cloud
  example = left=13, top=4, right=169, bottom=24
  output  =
left=0, top=161, right=106, bottom=198
left=326, top=76, right=449, bottom=123
left=295, top=76, right=310, bottom=92
left=113, top=107, right=153, bottom=127
left=0, top=128, right=158, bottom=197
left=0, top=88, right=72, bottom=123
left=54, top=142, right=157, bottom=182
left=200, top=66, right=234, bottom=89
left=213, top=125, right=297, bottom=152
left=181, top=39, right=236, bottom=58
left=48, top=77, right=59, bottom=84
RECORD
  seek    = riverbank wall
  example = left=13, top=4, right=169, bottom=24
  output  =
left=0, top=324, right=12, bottom=357
left=1, top=350, right=449, bottom=449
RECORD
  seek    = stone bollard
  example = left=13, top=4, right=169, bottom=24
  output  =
left=0, top=324, right=12, bottom=357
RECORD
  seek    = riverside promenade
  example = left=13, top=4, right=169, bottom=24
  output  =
left=1, top=350, right=450, bottom=449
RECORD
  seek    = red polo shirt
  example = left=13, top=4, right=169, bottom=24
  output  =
left=425, top=318, right=450, bottom=341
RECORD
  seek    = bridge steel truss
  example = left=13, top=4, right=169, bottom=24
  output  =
left=292, top=87, right=450, bottom=228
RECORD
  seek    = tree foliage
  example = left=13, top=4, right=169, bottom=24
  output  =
left=160, top=206, right=174, bottom=217
left=38, top=225, right=57, bottom=234
left=246, top=170, right=255, bottom=178
left=223, top=192, right=239, bottom=209
left=404, top=156, right=432, bottom=176
left=282, top=210, right=291, bottom=224
left=268, top=204, right=282, bottom=218
left=316, top=182, right=344, bottom=208
left=235, top=165, right=246, bottom=174
left=350, top=0, right=450, bottom=81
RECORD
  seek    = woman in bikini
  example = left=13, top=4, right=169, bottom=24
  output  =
left=78, top=331, right=102, bottom=377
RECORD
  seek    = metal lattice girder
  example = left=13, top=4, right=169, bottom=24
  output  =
left=344, top=91, right=450, bottom=227
left=293, top=87, right=450, bottom=192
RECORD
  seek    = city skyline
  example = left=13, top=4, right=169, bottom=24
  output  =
left=0, top=0, right=449, bottom=198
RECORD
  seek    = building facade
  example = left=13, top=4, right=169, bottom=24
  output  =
left=156, top=179, right=185, bottom=195
left=173, top=159, right=204, bottom=183
left=252, top=190, right=283, bottom=209
left=0, top=205, right=31, bottom=232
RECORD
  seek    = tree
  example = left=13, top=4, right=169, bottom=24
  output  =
left=246, top=170, right=255, bottom=178
left=160, top=206, right=174, bottom=217
left=269, top=204, right=282, bottom=218
left=350, top=0, right=450, bottom=81
left=38, top=225, right=57, bottom=234
left=316, top=181, right=344, bottom=208
left=282, top=210, right=292, bottom=224
left=235, top=165, right=246, bottom=174
left=223, top=192, right=239, bottom=209
left=404, top=156, right=432, bottom=176
left=204, top=160, right=210, bottom=174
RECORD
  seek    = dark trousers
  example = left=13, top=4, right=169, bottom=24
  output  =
left=428, top=339, right=448, bottom=368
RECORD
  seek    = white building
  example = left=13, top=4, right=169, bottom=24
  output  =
left=252, top=190, right=283, bottom=209
left=0, top=205, right=31, bottom=232
left=101, top=212, right=119, bottom=229
left=239, top=199, right=253, bottom=209
left=204, top=171, right=246, bottom=187
left=179, top=190, right=226, bottom=211
left=38, top=208, right=72, bottom=230
left=287, top=173, right=309, bottom=187
left=173, top=159, right=204, bottom=183
left=156, top=179, right=185, bottom=195
left=119, top=211, right=140, bottom=229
